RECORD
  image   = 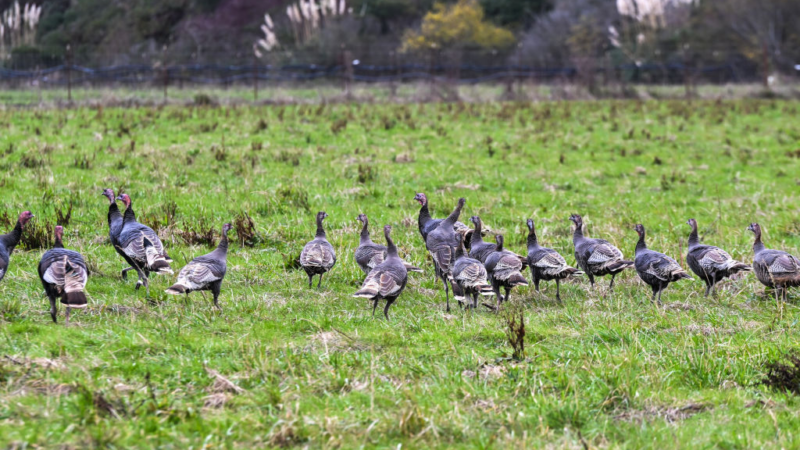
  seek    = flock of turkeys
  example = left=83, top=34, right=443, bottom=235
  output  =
left=1, top=190, right=799, bottom=324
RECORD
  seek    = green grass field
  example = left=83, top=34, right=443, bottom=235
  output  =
left=1, top=99, right=800, bottom=448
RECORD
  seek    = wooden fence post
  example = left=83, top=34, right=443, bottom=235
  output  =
left=253, top=52, right=259, bottom=102
left=66, top=44, right=72, bottom=103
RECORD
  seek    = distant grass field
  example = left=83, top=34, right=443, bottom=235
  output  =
left=1, top=99, right=800, bottom=448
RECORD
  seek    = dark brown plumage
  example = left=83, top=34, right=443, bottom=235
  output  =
left=748, top=223, right=800, bottom=301
left=570, top=214, right=633, bottom=291
left=686, top=218, right=751, bottom=297
left=38, top=226, right=89, bottom=325
left=452, top=233, right=493, bottom=310
left=424, top=197, right=466, bottom=312
left=165, top=223, right=232, bottom=309
left=353, top=225, right=408, bottom=320
left=0, top=211, right=33, bottom=285
left=633, top=224, right=692, bottom=303
left=526, top=219, right=582, bottom=302
left=116, top=194, right=173, bottom=296
left=300, top=212, right=336, bottom=288
left=354, top=214, right=421, bottom=275
left=484, top=234, right=528, bottom=309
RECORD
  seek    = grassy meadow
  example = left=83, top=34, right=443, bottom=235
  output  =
left=1, top=99, right=800, bottom=448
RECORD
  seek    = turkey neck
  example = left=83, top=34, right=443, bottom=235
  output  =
left=752, top=228, right=765, bottom=254
left=635, top=231, right=647, bottom=255
left=385, top=231, right=398, bottom=258
left=688, top=223, right=700, bottom=249
left=572, top=221, right=585, bottom=243
left=442, top=201, right=464, bottom=228
left=215, top=231, right=230, bottom=256
left=418, top=201, right=432, bottom=229
left=359, top=219, right=371, bottom=244
left=470, top=219, right=484, bottom=248
left=0, top=220, right=24, bottom=252
left=454, top=240, right=466, bottom=259
left=315, top=217, right=327, bottom=239
left=527, top=225, right=539, bottom=251
left=54, top=234, right=64, bottom=249
left=108, top=202, right=123, bottom=230
left=122, top=203, right=136, bottom=225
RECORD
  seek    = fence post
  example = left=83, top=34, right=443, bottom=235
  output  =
left=66, top=44, right=72, bottom=103
left=683, top=44, right=691, bottom=99
left=343, top=48, right=353, bottom=95
left=389, top=50, right=397, bottom=97
left=253, top=52, right=259, bottom=102
left=761, top=42, right=769, bottom=88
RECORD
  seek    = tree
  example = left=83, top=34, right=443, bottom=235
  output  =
left=479, top=0, right=551, bottom=30
left=400, top=0, right=515, bottom=53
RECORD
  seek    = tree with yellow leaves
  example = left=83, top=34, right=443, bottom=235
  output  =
left=400, top=0, right=515, bottom=53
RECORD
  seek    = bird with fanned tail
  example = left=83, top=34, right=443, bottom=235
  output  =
left=354, top=214, right=421, bottom=275
left=686, top=218, right=751, bottom=297
left=116, top=194, right=173, bottom=295
left=633, top=224, right=692, bottom=304
left=353, top=225, right=408, bottom=320
left=570, top=214, right=633, bottom=291
left=166, top=223, right=232, bottom=309
left=300, top=211, right=336, bottom=288
left=747, top=222, right=800, bottom=301
left=0, top=211, right=33, bottom=285
left=526, top=219, right=582, bottom=302
left=38, top=226, right=89, bottom=325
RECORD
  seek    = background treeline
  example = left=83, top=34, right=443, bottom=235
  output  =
left=0, top=0, right=798, bottom=80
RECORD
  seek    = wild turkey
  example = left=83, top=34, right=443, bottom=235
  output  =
left=686, top=218, right=751, bottom=297
left=102, top=188, right=135, bottom=279
left=300, top=211, right=336, bottom=288
left=0, top=211, right=33, bottom=285
left=526, top=219, right=582, bottom=302
left=115, top=194, right=173, bottom=295
left=469, top=215, right=527, bottom=267
left=425, top=197, right=467, bottom=312
left=354, top=214, right=421, bottom=275
left=414, top=192, right=471, bottom=244
left=38, top=226, right=89, bottom=325
left=166, top=223, right=232, bottom=309
left=452, top=232, right=493, bottom=310
left=747, top=222, right=800, bottom=301
left=468, top=216, right=496, bottom=263
left=484, top=234, right=528, bottom=308
left=633, top=224, right=692, bottom=303
left=353, top=225, right=408, bottom=320
left=570, top=214, right=633, bottom=291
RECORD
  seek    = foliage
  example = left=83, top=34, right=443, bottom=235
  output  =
left=479, top=0, right=552, bottom=29
left=400, top=0, right=515, bottom=53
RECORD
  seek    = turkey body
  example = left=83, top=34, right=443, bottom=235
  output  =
left=748, top=222, right=800, bottom=301
left=166, top=223, right=232, bottom=308
left=353, top=225, right=408, bottom=320
left=526, top=219, right=582, bottom=302
left=570, top=214, right=633, bottom=291
left=633, top=224, right=691, bottom=303
left=685, top=218, right=751, bottom=297
left=300, top=211, right=336, bottom=288
left=38, top=226, right=88, bottom=324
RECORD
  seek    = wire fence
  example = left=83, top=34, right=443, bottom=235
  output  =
left=1, top=46, right=796, bottom=104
